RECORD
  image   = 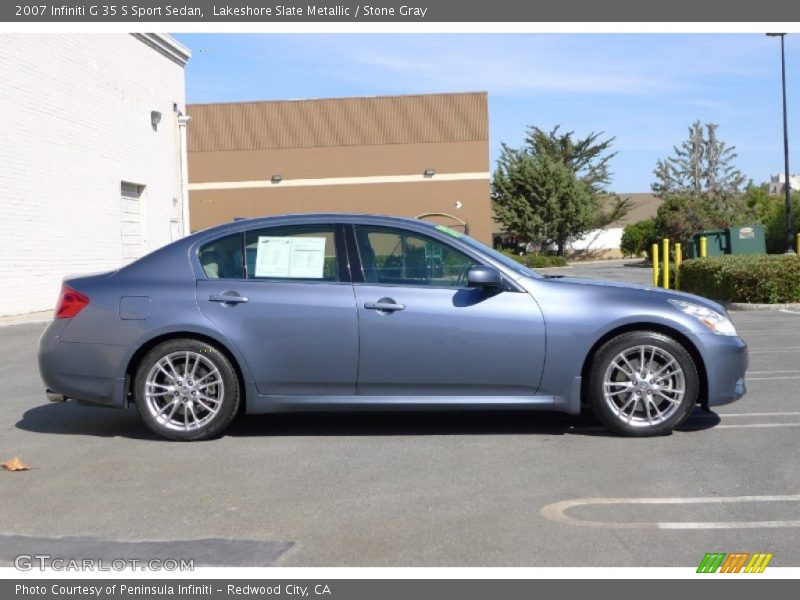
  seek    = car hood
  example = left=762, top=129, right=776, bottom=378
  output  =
left=534, top=275, right=728, bottom=314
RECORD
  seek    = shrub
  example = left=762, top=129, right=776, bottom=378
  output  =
left=620, top=218, right=658, bottom=258
left=501, top=250, right=568, bottom=268
left=679, top=255, right=800, bottom=303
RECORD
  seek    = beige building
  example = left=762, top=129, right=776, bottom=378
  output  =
left=187, top=92, right=493, bottom=243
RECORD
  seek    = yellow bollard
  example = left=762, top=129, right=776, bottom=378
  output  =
left=674, top=243, right=682, bottom=290
left=662, top=238, right=670, bottom=289
left=796, top=233, right=800, bottom=254
left=699, top=236, right=707, bottom=258
left=652, top=243, right=659, bottom=286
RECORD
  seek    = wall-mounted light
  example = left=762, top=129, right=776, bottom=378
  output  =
left=150, top=110, right=162, bottom=129
left=271, top=174, right=283, bottom=184
left=423, top=168, right=436, bottom=178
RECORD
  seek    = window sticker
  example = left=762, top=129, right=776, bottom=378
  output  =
left=254, top=236, right=327, bottom=279
left=435, top=225, right=464, bottom=238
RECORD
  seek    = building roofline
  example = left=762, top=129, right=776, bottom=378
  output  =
left=187, top=90, right=488, bottom=108
left=132, top=33, right=191, bottom=67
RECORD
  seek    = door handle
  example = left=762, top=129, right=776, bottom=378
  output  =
left=209, top=293, right=249, bottom=304
left=364, top=301, right=405, bottom=312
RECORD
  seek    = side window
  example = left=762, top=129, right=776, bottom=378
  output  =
left=244, top=225, right=339, bottom=282
left=199, top=234, right=244, bottom=279
left=355, top=226, right=478, bottom=287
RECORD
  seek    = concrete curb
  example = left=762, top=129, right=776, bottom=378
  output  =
left=723, top=302, right=800, bottom=312
left=0, top=310, right=52, bottom=327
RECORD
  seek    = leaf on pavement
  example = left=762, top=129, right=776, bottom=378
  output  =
left=2, top=456, right=31, bottom=472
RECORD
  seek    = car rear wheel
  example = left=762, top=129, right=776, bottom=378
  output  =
left=134, top=338, right=240, bottom=441
left=588, top=331, right=698, bottom=437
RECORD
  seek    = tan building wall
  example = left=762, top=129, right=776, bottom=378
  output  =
left=187, top=92, right=493, bottom=243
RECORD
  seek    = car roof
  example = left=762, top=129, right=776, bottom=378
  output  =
left=189, top=212, right=441, bottom=239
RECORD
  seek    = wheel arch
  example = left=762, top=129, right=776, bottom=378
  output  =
left=124, top=331, right=247, bottom=412
left=579, top=322, right=708, bottom=408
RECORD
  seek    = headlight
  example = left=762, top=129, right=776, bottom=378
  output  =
left=668, top=299, right=738, bottom=336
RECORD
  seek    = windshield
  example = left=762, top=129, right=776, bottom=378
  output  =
left=428, top=224, right=542, bottom=279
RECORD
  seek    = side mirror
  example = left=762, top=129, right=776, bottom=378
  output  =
left=466, top=265, right=503, bottom=288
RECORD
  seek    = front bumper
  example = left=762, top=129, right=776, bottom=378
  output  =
left=690, top=332, right=748, bottom=407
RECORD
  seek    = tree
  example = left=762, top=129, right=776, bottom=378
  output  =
left=493, top=126, right=631, bottom=254
left=653, top=195, right=728, bottom=247
left=523, top=126, right=632, bottom=228
left=652, top=120, right=746, bottom=210
left=492, top=150, right=595, bottom=256
left=620, top=218, right=658, bottom=258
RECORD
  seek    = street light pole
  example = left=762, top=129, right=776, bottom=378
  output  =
left=767, top=33, right=794, bottom=253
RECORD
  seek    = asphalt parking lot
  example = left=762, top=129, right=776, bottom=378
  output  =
left=1, top=261, right=799, bottom=568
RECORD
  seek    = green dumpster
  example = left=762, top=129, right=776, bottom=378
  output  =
left=686, top=224, right=766, bottom=258
left=727, top=224, right=766, bottom=255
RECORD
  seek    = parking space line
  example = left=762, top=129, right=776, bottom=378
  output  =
left=713, top=423, right=800, bottom=429
left=708, top=411, right=800, bottom=417
left=747, top=370, right=800, bottom=375
left=749, top=348, right=800, bottom=354
left=540, top=493, right=800, bottom=529
left=745, top=376, right=800, bottom=380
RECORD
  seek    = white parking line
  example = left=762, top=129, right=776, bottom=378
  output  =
left=699, top=412, right=800, bottom=417
left=749, top=348, right=800, bottom=354
left=747, top=370, right=800, bottom=375
left=779, top=309, right=800, bottom=315
left=540, top=493, right=800, bottom=529
left=746, top=376, right=800, bottom=380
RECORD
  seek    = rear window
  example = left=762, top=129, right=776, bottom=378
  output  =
left=198, top=234, right=244, bottom=279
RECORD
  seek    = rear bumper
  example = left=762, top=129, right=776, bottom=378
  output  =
left=38, top=320, right=128, bottom=408
left=690, top=332, right=748, bottom=407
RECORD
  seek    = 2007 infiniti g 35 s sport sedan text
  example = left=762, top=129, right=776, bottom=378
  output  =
left=38, top=214, right=747, bottom=440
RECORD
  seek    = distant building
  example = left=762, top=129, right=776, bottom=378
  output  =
left=0, top=33, right=191, bottom=317
left=187, top=92, right=493, bottom=244
left=569, top=193, right=661, bottom=258
left=769, top=173, right=800, bottom=194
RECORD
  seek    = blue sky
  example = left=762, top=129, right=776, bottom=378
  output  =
left=172, top=33, right=800, bottom=192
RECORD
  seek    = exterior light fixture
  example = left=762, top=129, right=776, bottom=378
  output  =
left=271, top=174, right=283, bottom=184
left=423, top=168, right=436, bottom=178
left=150, top=110, right=162, bottom=129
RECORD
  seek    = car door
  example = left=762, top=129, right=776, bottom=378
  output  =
left=196, top=223, right=358, bottom=396
left=350, top=224, right=546, bottom=396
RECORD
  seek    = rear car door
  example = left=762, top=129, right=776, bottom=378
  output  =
left=196, top=223, right=358, bottom=396
left=349, top=224, right=546, bottom=396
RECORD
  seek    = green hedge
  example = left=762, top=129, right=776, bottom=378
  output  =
left=501, top=250, right=568, bottom=268
left=679, top=255, right=800, bottom=303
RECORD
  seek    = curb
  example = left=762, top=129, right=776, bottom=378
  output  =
left=0, top=310, right=52, bottom=327
left=723, top=302, right=800, bottom=312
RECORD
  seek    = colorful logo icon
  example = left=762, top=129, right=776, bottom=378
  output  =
left=697, top=552, right=773, bottom=573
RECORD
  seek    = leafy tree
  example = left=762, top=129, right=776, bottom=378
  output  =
left=493, top=126, right=631, bottom=255
left=653, top=195, right=728, bottom=247
left=763, top=191, right=800, bottom=253
left=523, top=126, right=632, bottom=228
left=652, top=121, right=746, bottom=212
left=620, top=218, right=658, bottom=258
left=492, top=150, right=594, bottom=256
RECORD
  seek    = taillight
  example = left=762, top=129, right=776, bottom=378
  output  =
left=55, top=286, right=90, bottom=319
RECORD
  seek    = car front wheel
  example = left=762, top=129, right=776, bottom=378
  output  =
left=588, top=331, right=698, bottom=437
left=134, top=338, right=240, bottom=441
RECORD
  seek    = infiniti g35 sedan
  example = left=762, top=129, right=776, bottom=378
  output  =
left=38, top=213, right=747, bottom=440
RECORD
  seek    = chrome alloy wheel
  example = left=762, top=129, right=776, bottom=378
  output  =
left=144, top=351, right=224, bottom=432
left=602, top=345, right=685, bottom=428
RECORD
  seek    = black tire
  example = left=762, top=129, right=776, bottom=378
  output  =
left=134, top=338, right=240, bottom=441
left=588, top=331, right=699, bottom=437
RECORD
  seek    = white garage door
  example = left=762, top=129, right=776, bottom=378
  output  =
left=121, top=182, right=145, bottom=263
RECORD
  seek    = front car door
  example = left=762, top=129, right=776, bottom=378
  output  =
left=196, top=223, right=358, bottom=396
left=349, top=223, right=546, bottom=397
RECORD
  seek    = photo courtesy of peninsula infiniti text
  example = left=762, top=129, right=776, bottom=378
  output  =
left=38, top=213, right=748, bottom=440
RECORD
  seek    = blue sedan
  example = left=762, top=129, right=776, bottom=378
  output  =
left=38, top=214, right=747, bottom=440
